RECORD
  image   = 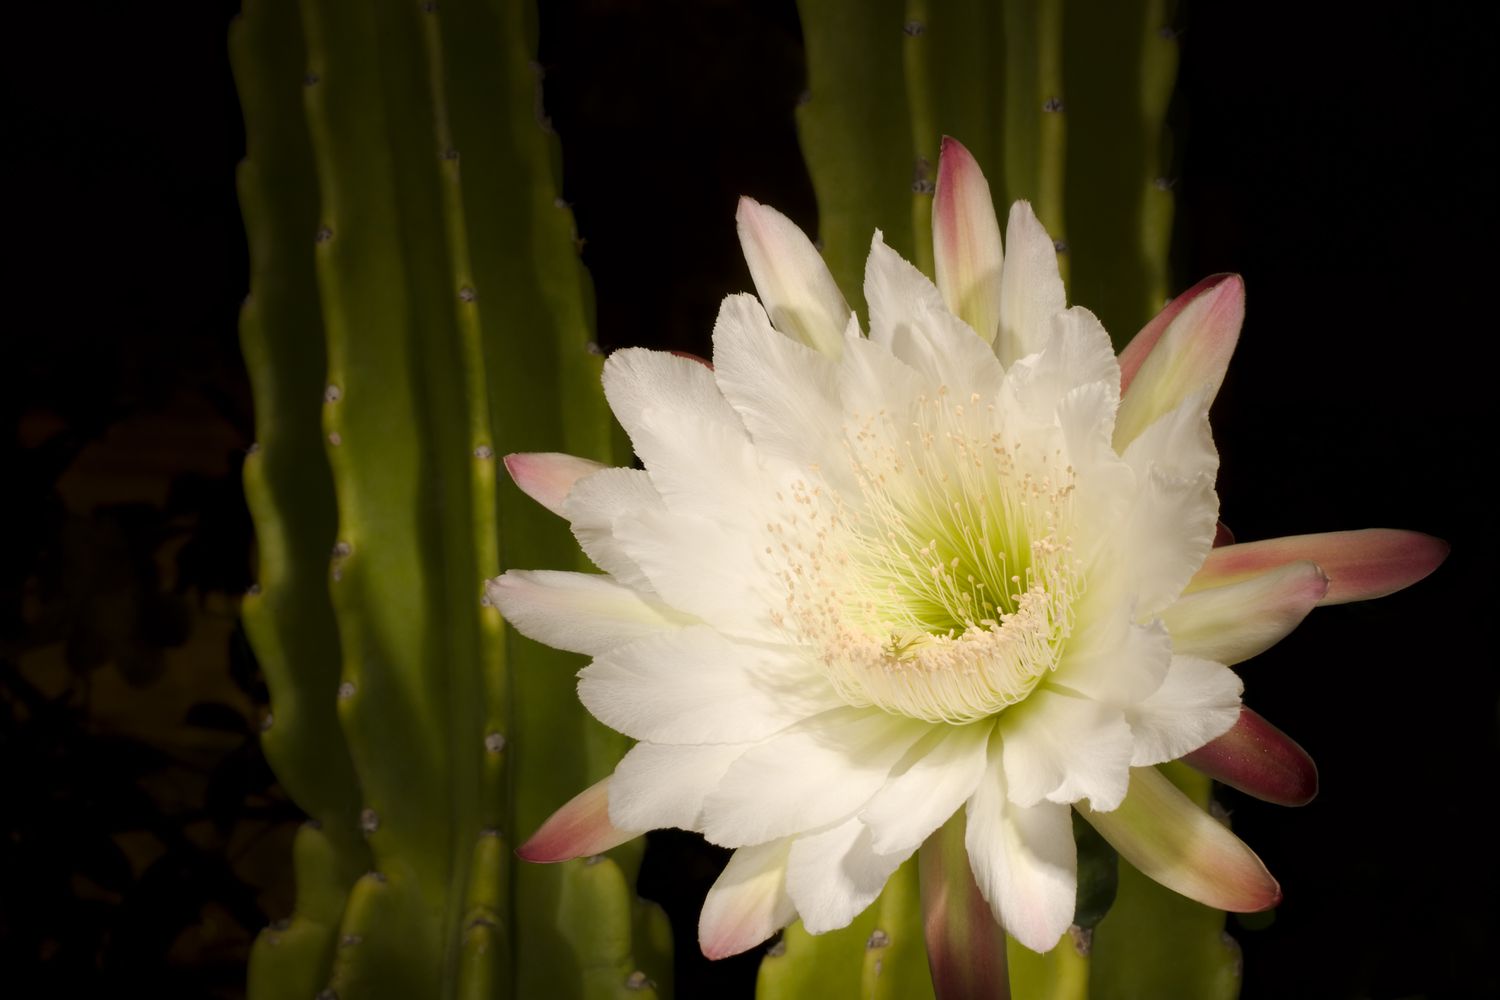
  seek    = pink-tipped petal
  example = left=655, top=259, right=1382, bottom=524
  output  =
left=484, top=570, right=693, bottom=657
left=668, top=349, right=713, bottom=369
left=503, top=451, right=606, bottom=517
left=1114, top=274, right=1244, bottom=451
left=1189, top=529, right=1449, bottom=605
left=1184, top=706, right=1319, bottom=807
left=1078, top=767, right=1281, bottom=913
left=736, top=196, right=851, bottom=359
left=933, top=137, right=1004, bottom=345
left=919, top=812, right=1011, bottom=1000
left=516, top=778, right=641, bottom=863
left=698, top=839, right=797, bottom=960
left=1213, top=521, right=1235, bottom=548
left=1162, top=560, right=1330, bottom=665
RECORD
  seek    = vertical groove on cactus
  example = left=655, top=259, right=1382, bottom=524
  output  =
left=235, top=0, right=668, bottom=996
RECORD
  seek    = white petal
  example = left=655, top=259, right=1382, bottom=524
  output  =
left=711, top=293, right=849, bottom=483
left=609, top=506, right=781, bottom=639
left=699, top=839, right=798, bottom=959
left=486, top=570, right=693, bottom=657
left=736, top=197, right=851, bottom=359
left=864, top=232, right=1004, bottom=399
left=578, top=626, right=842, bottom=745
left=859, top=721, right=994, bottom=854
left=1003, top=306, right=1119, bottom=427
left=1109, top=466, right=1219, bottom=618
left=1054, top=612, right=1172, bottom=711
left=998, top=689, right=1134, bottom=812
left=608, top=741, right=750, bottom=832
left=1163, top=560, right=1329, bottom=665
left=965, top=732, right=1077, bottom=953
left=1126, top=656, right=1244, bottom=766
left=602, top=347, right=747, bottom=454
left=700, top=707, right=931, bottom=847
left=996, top=201, right=1067, bottom=367
left=561, top=467, right=665, bottom=590
left=785, top=817, right=914, bottom=934
left=1121, top=386, right=1218, bottom=484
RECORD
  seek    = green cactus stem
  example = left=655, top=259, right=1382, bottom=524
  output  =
left=233, top=0, right=668, bottom=996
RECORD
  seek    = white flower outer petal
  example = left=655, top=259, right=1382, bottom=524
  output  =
left=608, top=741, right=750, bottom=833
left=700, top=707, right=931, bottom=847
left=786, top=817, right=916, bottom=934
left=485, top=570, right=694, bottom=657
left=1126, top=656, right=1244, bottom=767
left=858, top=721, right=994, bottom=855
left=999, top=689, right=1134, bottom=812
left=736, top=196, right=851, bottom=359
left=965, top=729, right=1077, bottom=953
left=1162, top=560, right=1329, bottom=666
left=578, top=626, right=843, bottom=745
left=699, top=838, right=798, bottom=960
left=996, top=201, right=1067, bottom=367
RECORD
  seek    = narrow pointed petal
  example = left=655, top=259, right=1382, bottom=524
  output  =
left=1189, top=529, right=1449, bottom=605
left=1114, top=274, right=1244, bottom=451
left=1117, top=273, right=1237, bottom=394
left=736, top=196, right=851, bottom=359
left=485, top=570, right=694, bottom=657
left=1184, top=706, right=1319, bottom=807
left=1213, top=521, right=1235, bottom=547
left=919, top=812, right=1011, bottom=1000
left=1162, top=560, right=1330, bottom=665
left=966, top=732, right=1077, bottom=953
left=1078, top=767, right=1280, bottom=913
left=996, top=201, right=1067, bottom=366
left=699, top=839, right=797, bottom=959
left=933, top=137, right=1004, bottom=344
left=517, top=778, right=641, bottom=862
left=503, top=451, right=605, bottom=516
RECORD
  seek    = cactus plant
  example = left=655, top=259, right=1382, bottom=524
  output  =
left=232, top=0, right=669, bottom=996
left=781, top=1, right=1228, bottom=996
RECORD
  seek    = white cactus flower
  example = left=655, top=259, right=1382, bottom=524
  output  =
left=489, top=138, right=1446, bottom=958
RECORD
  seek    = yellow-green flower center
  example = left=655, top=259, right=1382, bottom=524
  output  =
left=772, top=390, right=1080, bottom=724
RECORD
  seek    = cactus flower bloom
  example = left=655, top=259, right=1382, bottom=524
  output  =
left=489, top=138, right=1445, bottom=958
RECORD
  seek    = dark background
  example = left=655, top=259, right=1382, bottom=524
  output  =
left=4, top=1, right=1495, bottom=997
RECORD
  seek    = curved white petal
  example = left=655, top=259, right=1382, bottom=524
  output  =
left=485, top=570, right=694, bottom=657
left=859, top=720, right=994, bottom=854
left=785, top=817, right=914, bottom=934
left=561, top=467, right=665, bottom=590
left=700, top=707, right=931, bottom=847
left=1126, top=656, right=1244, bottom=766
left=1121, top=385, right=1218, bottom=484
left=965, top=731, right=1077, bottom=953
left=578, top=627, right=842, bottom=745
left=603, top=347, right=747, bottom=454
left=699, top=839, right=798, bottom=959
left=1004, top=306, right=1120, bottom=428
left=999, top=689, right=1134, bottom=812
left=608, top=741, right=750, bottom=832
left=1163, top=560, right=1329, bottom=665
left=864, top=232, right=1003, bottom=399
left=736, top=197, right=851, bottom=359
left=1110, top=466, right=1220, bottom=618
left=996, top=201, right=1067, bottom=366
left=712, top=292, right=848, bottom=481
left=1055, top=612, right=1172, bottom=710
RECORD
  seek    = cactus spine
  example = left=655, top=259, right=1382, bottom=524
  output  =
left=233, top=1, right=668, bottom=997
left=782, top=1, right=1234, bottom=996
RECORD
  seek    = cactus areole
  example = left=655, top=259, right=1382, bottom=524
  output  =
left=489, top=139, right=1446, bottom=960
